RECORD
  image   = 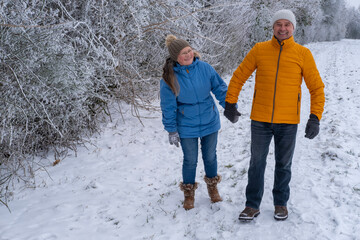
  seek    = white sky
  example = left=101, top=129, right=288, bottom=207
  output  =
left=346, top=0, right=360, bottom=8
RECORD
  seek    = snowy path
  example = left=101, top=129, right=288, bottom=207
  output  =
left=290, top=40, right=360, bottom=239
left=1, top=40, right=360, bottom=240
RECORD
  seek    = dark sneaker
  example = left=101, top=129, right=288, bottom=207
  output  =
left=274, top=206, right=288, bottom=221
left=238, top=207, right=260, bottom=221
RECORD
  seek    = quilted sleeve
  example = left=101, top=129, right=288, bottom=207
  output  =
left=302, top=49, right=325, bottom=120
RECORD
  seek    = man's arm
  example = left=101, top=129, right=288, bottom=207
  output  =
left=302, top=48, right=325, bottom=120
left=225, top=45, right=258, bottom=104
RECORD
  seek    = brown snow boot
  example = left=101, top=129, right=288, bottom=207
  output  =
left=179, top=182, right=198, bottom=210
left=204, top=175, right=222, bottom=203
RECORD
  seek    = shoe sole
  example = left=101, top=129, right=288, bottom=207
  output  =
left=238, top=212, right=260, bottom=221
left=274, top=214, right=288, bottom=221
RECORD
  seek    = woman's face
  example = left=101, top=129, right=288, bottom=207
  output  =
left=177, top=47, right=194, bottom=66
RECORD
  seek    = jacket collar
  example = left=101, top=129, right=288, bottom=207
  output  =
left=174, top=57, right=200, bottom=73
left=271, top=35, right=296, bottom=49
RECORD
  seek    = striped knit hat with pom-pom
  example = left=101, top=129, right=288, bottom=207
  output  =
left=165, top=35, right=191, bottom=61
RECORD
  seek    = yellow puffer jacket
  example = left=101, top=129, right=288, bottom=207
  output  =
left=226, top=36, right=325, bottom=124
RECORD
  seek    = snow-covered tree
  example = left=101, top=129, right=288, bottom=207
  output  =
left=315, top=0, right=348, bottom=41
left=346, top=7, right=360, bottom=39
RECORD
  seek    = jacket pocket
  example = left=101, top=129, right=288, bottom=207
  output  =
left=251, top=90, right=257, bottom=113
left=177, top=104, right=199, bottom=126
left=297, top=93, right=300, bottom=115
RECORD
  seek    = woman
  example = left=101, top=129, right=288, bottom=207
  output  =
left=160, top=35, right=229, bottom=210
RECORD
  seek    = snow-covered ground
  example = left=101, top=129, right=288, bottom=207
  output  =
left=1, top=39, right=360, bottom=240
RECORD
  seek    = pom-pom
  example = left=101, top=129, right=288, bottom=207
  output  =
left=165, top=34, right=177, bottom=47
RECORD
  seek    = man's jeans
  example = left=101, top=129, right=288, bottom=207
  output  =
left=180, top=131, right=218, bottom=184
left=246, top=120, right=298, bottom=209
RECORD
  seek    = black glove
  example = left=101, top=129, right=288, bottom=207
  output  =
left=168, top=132, right=180, bottom=147
left=224, top=102, right=241, bottom=123
left=305, top=114, right=320, bottom=139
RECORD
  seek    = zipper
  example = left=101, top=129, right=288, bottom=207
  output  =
left=271, top=43, right=283, bottom=123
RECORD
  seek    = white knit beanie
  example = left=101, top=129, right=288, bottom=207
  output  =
left=271, top=9, right=296, bottom=30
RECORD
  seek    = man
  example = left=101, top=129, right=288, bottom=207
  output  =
left=224, top=9, right=325, bottom=221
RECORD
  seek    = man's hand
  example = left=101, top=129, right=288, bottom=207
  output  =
left=305, top=114, right=320, bottom=139
left=168, top=132, right=180, bottom=147
left=224, top=102, right=241, bottom=123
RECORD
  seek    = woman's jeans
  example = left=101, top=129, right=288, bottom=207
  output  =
left=180, top=131, right=218, bottom=184
left=246, top=120, right=298, bottom=209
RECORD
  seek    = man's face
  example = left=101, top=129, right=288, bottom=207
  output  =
left=273, top=19, right=294, bottom=41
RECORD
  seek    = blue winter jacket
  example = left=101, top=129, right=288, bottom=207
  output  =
left=160, top=57, right=228, bottom=138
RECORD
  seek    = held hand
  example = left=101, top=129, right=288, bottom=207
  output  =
left=168, top=132, right=180, bottom=147
left=305, top=114, right=320, bottom=139
left=224, top=102, right=241, bottom=123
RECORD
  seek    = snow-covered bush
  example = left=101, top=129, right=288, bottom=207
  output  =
left=0, top=1, right=115, bottom=201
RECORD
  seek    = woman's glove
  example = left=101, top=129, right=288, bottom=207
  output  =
left=168, top=132, right=180, bottom=147
left=224, top=102, right=241, bottom=123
